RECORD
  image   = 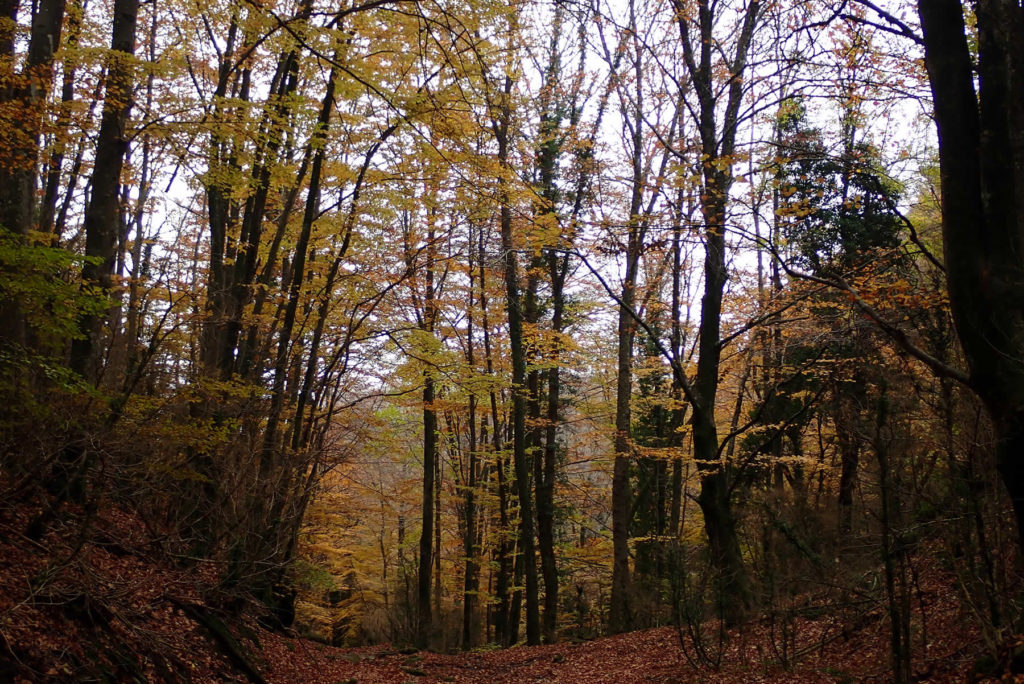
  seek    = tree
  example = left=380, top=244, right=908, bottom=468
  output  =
left=0, top=0, right=66, bottom=239
left=671, top=0, right=763, bottom=623
left=770, top=98, right=905, bottom=530
left=494, top=73, right=542, bottom=646
left=69, top=0, right=140, bottom=381
left=915, top=0, right=1024, bottom=552
left=0, top=0, right=67, bottom=347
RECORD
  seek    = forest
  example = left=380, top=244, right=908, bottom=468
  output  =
left=1, top=0, right=1023, bottom=680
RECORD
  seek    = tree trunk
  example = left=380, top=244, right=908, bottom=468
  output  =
left=0, top=0, right=66, bottom=237
left=462, top=224, right=480, bottom=649
left=494, top=76, right=540, bottom=646
left=669, top=206, right=687, bottom=538
left=673, top=0, right=760, bottom=623
left=39, top=0, right=83, bottom=238
left=608, top=23, right=647, bottom=631
left=0, top=0, right=66, bottom=349
left=69, top=0, right=139, bottom=380
left=434, top=436, right=443, bottom=627
left=609, top=245, right=638, bottom=633
left=415, top=196, right=440, bottom=648
left=478, top=225, right=511, bottom=645
left=538, top=251, right=567, bottom=642
left=835, top=379, right=860, bottom=535
left=260, top=61, right=335, bottom=475
left=417, top=374, right=437, bottom=648
left=917, top=0, right=1024, bottom=553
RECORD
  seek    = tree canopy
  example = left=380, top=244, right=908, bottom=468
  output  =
left=0, top=0, right=1021, bottom=680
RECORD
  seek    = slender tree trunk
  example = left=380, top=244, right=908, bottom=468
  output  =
left=609, top=249, right=637, bottom=633
left=418, top=374, right=437, bottom=648
left=463, top=225, right=480, bottom=649
left=508, top=538, right=524, bottom=644
left=672, top=0, right=760, bottom=623
left=669, top=204, right=687, bottom=538
left=835, top=377, right=860, bottom=535
left=260, top=62, right=335, bottom=474
left=478, top=227, right=511, bottom=645
left=39, top=0, right=84, bottom=238
left=874, top=390, right=910, bottom=683
left=538, top=251, right=567, bottom=642
left=415, top=204, right=439, bottom=648
left=199, top=12, right=247, bottom=378
left=121, top=7, right=155, bottom=392
left=434, top=436, right=443, bottom=626
left=494, top=76, right=540, bottom=645
left=493, top=430, right=512, bottom=644
left=0, top=0, right=66, bottom=237
left=608, top=32, right=647, bottom=632
left=532, top=13, right=565, bottom=642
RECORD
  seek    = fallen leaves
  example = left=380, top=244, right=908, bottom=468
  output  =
left=0, top=489, right=1005, bottom=683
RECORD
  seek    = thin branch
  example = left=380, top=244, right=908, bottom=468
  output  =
left=845, top=0, right=923, bottom=45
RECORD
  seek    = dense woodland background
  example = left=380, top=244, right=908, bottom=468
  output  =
left=2, top=0, right=1024, bottom=679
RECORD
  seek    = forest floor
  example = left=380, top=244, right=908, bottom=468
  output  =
left=0, top=492, right=1010, bottom=683
left=260, top=614, right=983, bottom=683
left=260, top=586, right=985, bottom=684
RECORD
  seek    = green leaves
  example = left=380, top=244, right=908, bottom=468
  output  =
left=0, top=228, right=106, bottom=348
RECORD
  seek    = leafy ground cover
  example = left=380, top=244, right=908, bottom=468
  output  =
left=0, top=495, right=1004, bottom=682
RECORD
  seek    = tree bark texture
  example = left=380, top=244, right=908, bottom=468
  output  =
left=918, top=0, right=1024, bottom=550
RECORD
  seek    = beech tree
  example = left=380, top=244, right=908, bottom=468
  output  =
left=916, top=0, right=1024, bottom=552
left=7, top=0, right=1024, bottom=667
left=0, top=0, right=66, bottom=346
left=671, top=0, right=763, bottom=622
left=69, top=0, right=140, bottom=381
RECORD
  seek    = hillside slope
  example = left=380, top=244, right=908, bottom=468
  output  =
left=0, top=495, right=999, bottom=683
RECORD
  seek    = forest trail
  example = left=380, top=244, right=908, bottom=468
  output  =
left=259, top=609, right=977, bottom=683
left=0, top=494, right=996, bottom=682
left=4, top=0, right=1024, bottom=679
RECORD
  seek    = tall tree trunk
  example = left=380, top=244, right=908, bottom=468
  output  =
left=0, top=0, right=66, bottom=347
left=120, top=6, right=155, bottom=393
left=532, top=13, right=566, bottom=641
left=835, top=374, right=860, bottom=535
left=672, top=0, right=760, bottom=623
left=873, top=390, right=911, bottom=683
left=463, top=224, right=480, bottom=649
left=69, top=0, right=139, bottom=381
left=478, top=225, right=511, bottom=644
left=524, top=262, right=552, bottom=640
left=434, top=433, right=443, bottom=625
left=493, top=75, right=540, bottom=645
left=199, top=11, right=247, bottom=378
left=289, top=121, right=397, bottom=453
left=917, top=0, right=1024, bottom=555
left=260, top=61, right=335, bottom=475
left=418, top=373, right=437, bottom=647
left=668, top=199, right=687, bottom=538
left=609, top=227, right=639, bottom=633
left=39, top=0, right=84, bottom=238
left=0, top=0, right=66, bottom=236
left=415, top=204, right=439, bottom=648
left=538, top=251, right=567, bottom=642
left=607, top=14, right=648, bottom=630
